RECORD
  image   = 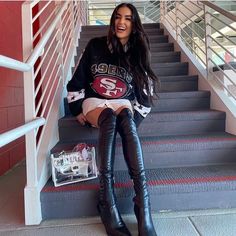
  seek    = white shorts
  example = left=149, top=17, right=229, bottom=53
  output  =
left=82, top=98, right=133, bottom=116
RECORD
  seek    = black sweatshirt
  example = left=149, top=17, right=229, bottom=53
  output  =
left=67, top=36, right=152, bottom=126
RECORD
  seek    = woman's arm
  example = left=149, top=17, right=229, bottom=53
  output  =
left=133, top=100, right=151, bottom=127
left=133, top=78, right=153, bottom=127
left=66, top=40, right=93, bottom=116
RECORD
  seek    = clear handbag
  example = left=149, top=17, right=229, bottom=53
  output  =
left=51, top=143, right=97, bottom=187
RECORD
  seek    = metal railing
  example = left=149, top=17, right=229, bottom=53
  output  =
left=161, top=0, right=236, bottom=104
left=87, top=0, right=160, bottom=25
left=0, top=0, right=87, bottom=225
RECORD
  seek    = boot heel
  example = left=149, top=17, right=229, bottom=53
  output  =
left=134, top=204, right=157, bottom=236
left=97, top=203, right=131, bottom=236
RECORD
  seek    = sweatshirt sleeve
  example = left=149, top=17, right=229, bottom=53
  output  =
left=133, top=79, right=153, bottom=127
left=66, top=40, right=92, bottom=116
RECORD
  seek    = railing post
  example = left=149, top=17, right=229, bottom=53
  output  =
left=143, top=5, right=146, bottom=22
left=204, top=4, right=212, bottom=77
left=72, top=1, right=83, bottom=50
left=175, top=1, right=181, bottom=43
left=22, top=1, right=42, bottom=225
left=160, top=1, right=164, bottom=24
left=85, top=0, right=90, bottom=25
left=57, top=17, right=65, bottom=85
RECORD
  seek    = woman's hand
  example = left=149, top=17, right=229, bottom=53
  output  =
left=76, top=113, right=87, bottom=126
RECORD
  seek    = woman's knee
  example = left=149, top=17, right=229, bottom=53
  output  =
left=87, top=107, right=116, bottom=127
left=85, top=107, right=109, bottom=127
left=116, top=106, right=133, bottom=117
left=117, top=107, right=133, bottom=119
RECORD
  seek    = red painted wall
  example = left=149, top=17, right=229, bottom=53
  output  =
left=0, top=1, right=26, bottom=175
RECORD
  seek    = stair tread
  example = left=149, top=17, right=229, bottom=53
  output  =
left=147, top=109, right=225, bottom=121
left=52, top=131, right=236, bottom=153
left=150, top=42, right=174, bottom=47
left=151, top=51, right=180, bottom=56
left=60, top=109, right=225, bottom=124
left=152, top=61, right=188, bottom=67
left=158, top=90, right=210, bottom=98
left=42, top=163, right=236, bottom=194
left=159, top=75, right=198, bottom=81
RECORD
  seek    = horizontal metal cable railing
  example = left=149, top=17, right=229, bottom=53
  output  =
left=0, top=0, right=87, bottom=225
left=87, top=0, right=160, bottom=25
left=161, top=0, right=236, bottom=104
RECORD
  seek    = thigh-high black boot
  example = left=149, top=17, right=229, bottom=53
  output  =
left=117, top=108, right=157, bottom=236
left=97, top=108, right=131, bottom=236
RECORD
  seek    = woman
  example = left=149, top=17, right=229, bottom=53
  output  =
left=67, top=3, right=159, bottom=236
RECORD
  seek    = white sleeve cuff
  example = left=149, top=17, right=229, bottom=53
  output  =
left=67, top=89, right=85, bottom=103
left=132, top=99, right=151, bottom=117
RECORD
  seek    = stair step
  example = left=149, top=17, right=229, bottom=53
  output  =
left=153, top=91, right=210, bottom=112
left=64, top=91, right=210, bottom=116
left=59, top=110, right=225, bottom=142
left=150, top=43, right=174, bottom=52
left=142, top=23, right=161, bottom=28
left=140, top=110, right=225, bottom=136
left=41, top=163, right=236, bottom=219
left=151, top=51, right=181, bottom=63
left=152, top=62, right=189, bottom=76
left=52, top=132, right=236, bottom=169
left=149, top=35, right=168, bottom=43
left=160, top=75, right=198, bottom=92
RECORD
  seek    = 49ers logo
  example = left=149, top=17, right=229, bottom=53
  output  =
left=92, top=76, right=127, bottom=98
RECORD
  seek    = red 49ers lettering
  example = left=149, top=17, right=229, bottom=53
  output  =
left=92, top=76, right=127, bottom=98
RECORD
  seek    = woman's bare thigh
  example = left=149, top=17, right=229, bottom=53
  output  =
left=85, top=107, right=106, bottom=127
left=85, top=105, right=132, bottom=128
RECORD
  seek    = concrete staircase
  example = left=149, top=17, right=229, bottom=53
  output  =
left=41, top=23, right=236, bottom=220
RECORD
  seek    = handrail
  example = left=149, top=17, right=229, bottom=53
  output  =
left=0, top=117, right=45, bottom=148
left=0, top=1, right=68, bottom=72
left=202, top=1, right=236, bottom=22
left=0, top=55, right=31, bottom=72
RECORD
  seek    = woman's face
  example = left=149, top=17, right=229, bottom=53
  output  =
left=115, top=6, right=132, bottom=45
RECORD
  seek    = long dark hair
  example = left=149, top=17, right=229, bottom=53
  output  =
left=107, top=3, right=160, bottom=103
